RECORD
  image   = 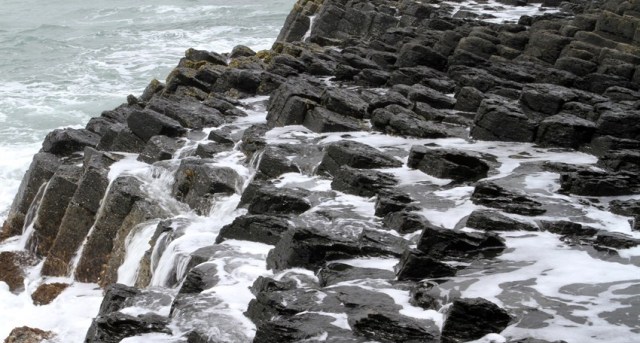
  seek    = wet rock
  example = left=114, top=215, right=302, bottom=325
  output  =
left=216, top=214, right=292, bottom=245
left=97, top=124, right=146, bottom=153
left=396, top=43, right=448, bottom=71
left=85, top=312, right=170, bottom=343
left=230, top=45, right=256, bottom=58
left=535, top=114, right=596, bottom=149
left=98, top=283, right=142, bottom=315
left=75, top=176, right=145, bottom=283
left=303, top=106, right=362, bottom=133
left=213, top=68, right=263, bottom=95
left=331, top=166, right=397, bottom=197
left=407, top=84, right=456, bottom=109
left=538, top=220, right=599, bottom=237
left=146, top=95, right=224, bottom=129
left=595, top=232, right=640, bottom=250
left=41, top=167, right=109, bottom=277
left=239, top=123, right=269, bottom=158
left=383, top=211, right=433, bottom=235
left=410, top=281, right=461, bottom=310
left=194, top=142, right=233, bottom=158
left=41, top=128, right=100, bottom=156
left=1, top=153, right=60, bottom=238
left=0, top=251, right=38, bottom=293
left=184, top=48, right=226, bottom=66
left=253, top=313, right=357, bottom=343
left=371, top=105, right=460, bottom=139
left=350, top=311, right=440, bottom=343
left=454, top=86, right=485, bottom=112
left=318, top=262, right=395, bottom=287
left=31, top=282, right=70, bottom=306
left=137, top=135, right=184, bottom=164
left=590, top=136, right=640, bottom=158
left=416, top=225, right=506, bottom=259
left=375, top=190, right=415, bottom=217
left=596, top=110, right=640, bottom=140
left=523, top=31, right=571, bottom=64
left=266, top=227, right=361, bottom=271
left=408, top=146, right=490, bottom=182
left=559, top=169, right=640, bottom=196
left=240, top=183, right=311, bottom=215
left=395, top=249, right=458, bottom=281
left=127, top=109, right=187, bottom=142
left=31, top=165, right=82, bottom=256
left=597, top=149, right=640, bottom=173
left=178, top=263, right=219, bottom=294
left=609, top=199, right=640, bottom=231
left=316, top=140, right=401, bottom=177
left=4, top=327, right=54, bottom=343
left=466, top=209, right=538, bottom=232
left=172, top=159, right=243, bottom=214
left=321, top=88, right=368, bottom=119
left=441, top=298, right=511, bottom=343
left=471, top=181, right=547, bottom=216
left=359, top=228, right=408, bottom=258
left=266, top=79, right=322, bottom=127
left=246, top=283, right=324, bottom=326
left=521, top=83, right=581, bottom=116
left=472, top=97, right=536, bottom=142
left=255, top=145, right=301, bottom=180
left=367, top=91, right=413, bottom=114
left=101, top=200, right=168, bottom=287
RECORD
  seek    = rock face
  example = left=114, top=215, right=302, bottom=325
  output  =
left=441, top=298, right=511, bottom=343
left=4, top=327, right=54, bottom=343
left=31, top=282, right=70, bottom=306
left=3, top=0, right=640, bottom=342
left=408, top=146, right=490, bottom=182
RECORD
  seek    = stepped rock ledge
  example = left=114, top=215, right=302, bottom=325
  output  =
left=2, top=0, right=640, bottom=342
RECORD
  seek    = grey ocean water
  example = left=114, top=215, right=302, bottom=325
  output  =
left=0, top=0, right=294, bottom=218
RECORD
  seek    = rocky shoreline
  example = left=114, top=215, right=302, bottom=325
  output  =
left=2, top=0, right=640, bottom=342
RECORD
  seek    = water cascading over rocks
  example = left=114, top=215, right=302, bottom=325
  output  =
left=2, top=0, right=640, bottom=342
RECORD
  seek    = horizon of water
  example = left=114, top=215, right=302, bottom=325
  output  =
left=0, top=0, right=295, bottom=220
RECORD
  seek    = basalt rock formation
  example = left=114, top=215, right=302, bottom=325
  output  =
left=2, top=0, right=640, bottom=342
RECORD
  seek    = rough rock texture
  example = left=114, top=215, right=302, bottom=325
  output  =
left=4, top=327, right=54, bottom=343
left=3, top=0, right=640, bottom=342
left=31, top=282, right=70, bottom=306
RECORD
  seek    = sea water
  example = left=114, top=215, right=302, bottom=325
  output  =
left=0, top=0, right=295, bottom=220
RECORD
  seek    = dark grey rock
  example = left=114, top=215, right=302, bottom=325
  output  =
left=466, top=209, right=538, bottom=232
left=472, top=97, right=536, bottom=142
left=538, top=220, right=599, bottom=237
left=137, top=135, right=183, bottom=164
left=240, top=183, right=311, bottom=216
left=395, top=249, right=458, bottom=281
left=471, top=181, right=547, bottom=216
left=178, top=263, right=219, bottom=294
left=331, top=166, right=397, bottom=197
left=127, top=110, right=187, bottom=142
left=349, top=311, right=440, bottom=343
left=316, top=140, right=401, bottom=177
left=216, top=214, right=292, bottom=245
left=318, top=263, right=395, bottom=287
left=303, top=106, right=362, bottom=133
left=375, top=190, right=415, bottom=217
left=172, top=159, right=243, bottom=214
left=559, top=169, right=640, bottom=196
left=535, top=114, right=596, bottom=149
left=408, top=146, right=489, bottom=182
left=441, top=298, right=511, bottom=343
left=42, top=129, right=100, bottom=156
